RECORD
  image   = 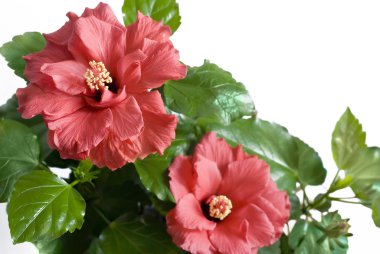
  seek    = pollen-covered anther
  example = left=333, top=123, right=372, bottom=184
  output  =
left=84, top=60, right=112, bottom=91
left=209, top=195, right=233, bottom=220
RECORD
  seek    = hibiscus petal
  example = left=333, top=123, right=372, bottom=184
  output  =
left=125, top=12, right=171, bottom=53
left=68, top=16, right=126, bottom=73
left=167, top=210, right=216, bottom=254
left=243, top=204, right=276, bottom=248
left=24, top=42, right=72, bottom=87
left=43, top=12, right=78, bottom=45
left=218, top=157, right=270, bottom=207
left=16, top=84, right=85, bottom=119
left=110, top=96, right=143, bottom=140
left=125, top=92, right=177, bottom=159
left=82, top=2, right=125, bottom=29
left=47, top=107, right=112, bottom=154
left=193, top=155, right=222, bottom=201
left=116, top=50, right=146, bottom=90
left=174, top=193, right=216, bottom=231
left=137, top=40, right=186, bottom=91
left=89, top=132, right=129, bottom=170
left=195, top=132, right=236, bottom=174
left=169, top=155, right=195, bottom=202
left=41, top=60, right=87, bottom=95
left=209, top=217, right=251, bottom=254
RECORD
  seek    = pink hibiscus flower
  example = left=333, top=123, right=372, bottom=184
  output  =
left=167, top=132, right=290, bottom=254
left=16, top=3, right=186, bottom=169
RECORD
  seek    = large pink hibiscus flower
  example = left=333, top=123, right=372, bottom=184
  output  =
left=16, top=3, right=186, bottom=169
left=167, top=132, right=290, bottom=254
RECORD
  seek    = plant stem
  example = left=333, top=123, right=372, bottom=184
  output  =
left=328, top=197, right=367, bottom=205
left=70, top=180, right=80, bottom=187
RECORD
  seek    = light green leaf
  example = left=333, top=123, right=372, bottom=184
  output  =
left=0, top=119, right=40, bottom=202
left=98, top=215, right=180, bottom=254
left=371, top=196, right=380, bottom=227
left=288, top=220, right=330, bottom=254
left=122, top=0, right=181, bottom=33
left=8, top=171, right=85, bottom=243
left=165, top=60, right=255, bottom=125
left=134, top=138, right=188, bottom=202
left=0, top=32, right=45, bottom=80
left=332, top=108, right=366, bottom=169
left=209, top=118, right=326, bottom=192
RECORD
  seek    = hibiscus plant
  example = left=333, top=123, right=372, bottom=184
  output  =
left=0, top=1, right=379, bottom=254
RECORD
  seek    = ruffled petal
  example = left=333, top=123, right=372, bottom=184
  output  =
left=68, top=16, right=126, bottom=73
left=125, top=12, right=171, bottom=53
left=24, top=42, right=72, bottom=87
left=44, top=12, right=78, bottom=45
left=195, top=132, right=236, bottom=174
left=169, top=155, right=195, bottom=202
left=41, top=60, right=87, bottom=95
left=174, top=193, right=216, bottom=230
left=126, top=91, right=177, bottom=159
left=116, top=50, right=146, bottom=90
left=167, top=210, right=215, bottom=254
left=218, top=157, right=270, bottom=207
left=89, top=132, right=129, bottom=170
left=110, top=96, right=143, bottom=140
left=133, top=40, right=186, bottom=92
left=47, top=107, right=112, bottom=154
left=16, top=84, right=85, bottom=119
left=193, top=155, right=222, bottom=201
left=82, top=2, right=125, bottom=29
left=209, top=217, right=251, bottom=254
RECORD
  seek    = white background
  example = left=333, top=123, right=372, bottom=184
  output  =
left=1, top=0, right=380, bottom=253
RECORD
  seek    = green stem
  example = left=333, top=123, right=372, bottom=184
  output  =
left=93, top=206, right=111, bottom=225
left=70, top=180, right=80, bottom=187
left=328, top=197, right=367, bottom=205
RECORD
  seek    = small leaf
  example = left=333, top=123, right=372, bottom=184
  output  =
left=371, top=196, right=380, bottom=227
left=98, top=215, right=180, bottom=254
left=0, top=32, right=45, bottom=80
left=209, top=118, right=326, bottom=192
left=8, top=171, right=85, bottom=243
left=134, top=138, right=188, bottom=202
left=165, top=60, right=255, bottom=125
left=289, top=194, right=302, bottom=220
left=122, top=0, right=181, bottom=33
left=332, top=108, right=366, bottom=169
left=0, top=119, right=40, bottom=202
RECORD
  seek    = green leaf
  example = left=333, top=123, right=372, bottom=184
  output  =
left=258, top=240, right=281, bottom=254
left=288, top=220, right=330, bottom=254
left=209, top=118, right=326, bottom=192
left=122, top=0, right=181, bottom=33
left=0, top=32, right=45, bottom=80
left=371, top=196, right=380, bottom=227
left=8, top=171, right=86, bottom=243
left=165, top=60, right=256, bottom=125
left=98, top=215, right=180, bottom=254
left=289, top=194, right=302, bottom=220
left=320, top=212, right=349, bottom=254
left=0, top=94, right=51, bottom=160
left=86, top=239, right=105, bottom=254
left=332, top=108, right=366, bottom=169
left=0, top=119, right=40, bottom=202
left=134, top=138, right=188, bottom=202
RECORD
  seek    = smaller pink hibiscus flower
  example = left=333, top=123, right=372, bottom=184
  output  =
left=167, top=132, right=290, bottom=254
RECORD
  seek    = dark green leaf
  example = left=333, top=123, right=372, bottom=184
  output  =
left=320, top=212, right=349, bottom=254
left=209, top=118, right=326, bottom=192
left=332, top=108, right=366, bottom=169
left=86, top=239, right=105, bottom=254
left=8, top=171, right=85, bottom=243
left=98, top=215, right=180, bottom=254
left=165, top=60, right=255, bottom=125
left=122, top=0, right=181, bottom=33
left=258, top=240, right=281, bottom=254
left=134, top=138, right=188, bottom=202
left=289, top=194, right=302, bottom=220
left=0, top=32, right=45, bottom=80
left=0, top=94, right=53, bottom=160
left=0, top=119, right=40, bottom=202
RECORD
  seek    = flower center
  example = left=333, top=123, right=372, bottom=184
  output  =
left=208, top=195, right=233, bottom=221
left=84, top=61, right=112, bottom=91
